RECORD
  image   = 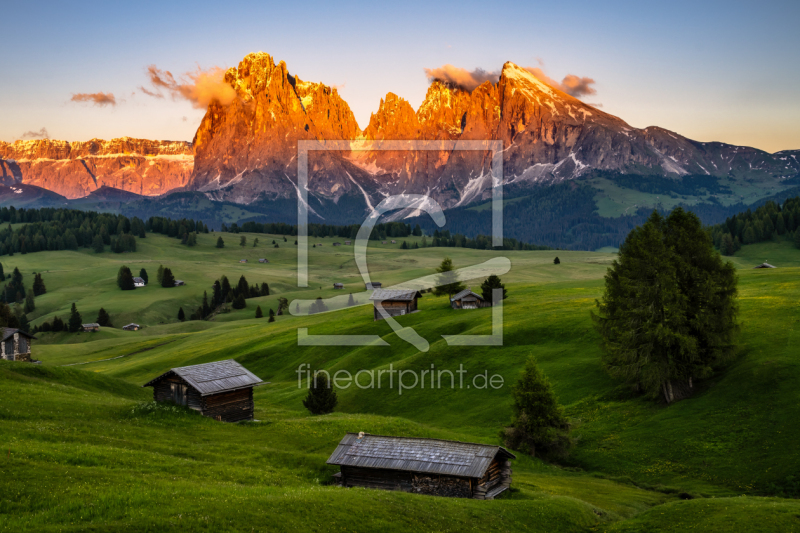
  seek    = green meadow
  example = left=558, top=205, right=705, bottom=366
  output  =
left=1, top=231, right=800, bottom=531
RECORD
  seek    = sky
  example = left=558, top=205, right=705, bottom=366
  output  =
left=1, top=0, right=799, bottom=153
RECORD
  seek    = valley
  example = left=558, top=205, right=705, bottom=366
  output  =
left=2, top=229, right=799, bottom=531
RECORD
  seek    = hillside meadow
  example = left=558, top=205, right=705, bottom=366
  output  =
left=1, top=232, right=799, bottom=531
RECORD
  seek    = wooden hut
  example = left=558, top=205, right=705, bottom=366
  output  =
left=327, top=433, right=515, bottom=499
left=365, top=282, right=382, bottom=290
left=143, top=360, right=263, bottom=422
left=450, top=288, right=489, bottom=309
left=258, top=258, right=269, bottom=263
left=333, top=283, right=344, bottom=289
left=133, top=277, right=146, bottom=288
left=754, top=262, right=776, bottom=269
left=1, top=328, right=36, bottom=362
left=122, top=323, right=141, bottom=331
left=370, top=289, right=420, bottom=320
left=82, top=323, right=100, bottom=332
left=344, top=241, right=352, bottom=245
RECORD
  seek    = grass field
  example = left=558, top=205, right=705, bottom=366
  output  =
left=1, top=232, right=800, bottom=531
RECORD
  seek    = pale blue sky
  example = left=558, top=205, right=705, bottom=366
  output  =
left=1, top=0, right=798, bottom=152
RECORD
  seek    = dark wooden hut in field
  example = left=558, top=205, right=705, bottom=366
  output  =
left=327, top=433, right=515, bottom=499
left=753, top=262, right=776, bottom=269
left=333, top=283, right=344, bottom=289
left=143, top=360, right=263, bottom=422
left=82, top=323, right=100, bottom=332
left=122, top=323, right=141, bottom=331
left=1, top=328, right=36, bottom=362
left=449, top=288, right=488, bottom=309
left=370, top=289, right=420, bottom=320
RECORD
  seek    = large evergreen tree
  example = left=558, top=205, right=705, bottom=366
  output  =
left=216, top=236, right=225, bottom=248
left=433, top=257, right=465, bottom=298
left=255, top=305, right=263, bottom=318
left=593, top=209, right=739, bottom=404
left=23, top=292, right=35, bottom=314
left=302, top=372, right=338, bottom=415
left=268, top=308, right=275, bottom=322
left=178, top=307, right=185, bottom=321
left=96, top=308, right=112, bottom=327
left=68, top=303, right=82, bottom=333
left=480, top=274, right=507, bottom=303
left=232, top=294, right=246, bottom=309
left=501, top=357, right=571, bottom=458
left=117, top=266, right=135, bottom=290
left=32, top=273, right=46, bottom=296
left=161, top=268, right=176, bottom=288
left=139, top=268, right=149, bottom=284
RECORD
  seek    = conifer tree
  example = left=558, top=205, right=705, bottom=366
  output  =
left=161, top=268, right=175, bottom=288
left=501, top=357, right=570, bottom=458
left=480, top=274, right=507, bottom=303
left=277, top=297, right=288, bottom=315
left=216, top=236, right=225, bottom=248
left=0, top=262, right=4, bottom=280
left=139, top=268, right=148, bottom=284
left=303, top=372, right=338, bottom=415
left=240, top=235, right=247, bottom=247
left=433, top=257, right=465, bottom=297
left=255, top=305, right=263, bottom=318
left=202, top=291, right=210, bottom=317
left=24, top=291, right=35, bottom=314
left=260, top=282, right=269, bottom=296
left=593, top=209, right=738, bottom=404
left=32, top=273, right=47, bottom=296
left=157, top=265, right=164, bottom=284
left=232, top=293, right=246, bottom=309
left=68, top=303, right=82, bottom=333
left=96, top=308, right=112, bottom=327
left=553, top=256, right=561, bottom=265
left=268, top=308, right=275, bottom=322
left=117, top=266, right=135, bottom=290
left=178, top=307, right=185, bottom=321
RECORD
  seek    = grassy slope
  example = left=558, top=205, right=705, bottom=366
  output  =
left=1, top=236, right=800, bottom=531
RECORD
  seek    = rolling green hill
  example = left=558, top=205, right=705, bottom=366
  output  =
left=1, top=234, right=799, bottom=531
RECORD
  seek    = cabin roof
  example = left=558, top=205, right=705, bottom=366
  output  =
left=82, top=323, right=100, bottom=328
left=123, top=323, right=140, bottom=328
left=327, top=433, right=515, bottom=478
left=450, top=289, right=484, bottom=302
left=142, top=359, right=263, bottom=396
left=133, top=277, right=145, bottom=283
left=369, top=289, right=421, bottom=301
left=0, top=327, right=37, bottom=341
left=754, top=262, right=776, bottom=269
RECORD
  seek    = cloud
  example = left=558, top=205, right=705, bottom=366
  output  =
left=142, top=65, right=236, bottom=108
left=424, top=65, right=499, bottom=91
left=424, top=63, right=598, bottom=98
left=19, top=127, right=49, bottom=139
left=70, top=92, right=117, bottom=106
left=558, top=74, right=597, bottom=98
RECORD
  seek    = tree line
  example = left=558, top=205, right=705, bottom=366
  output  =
left=709, top=196, right=800, bottom=255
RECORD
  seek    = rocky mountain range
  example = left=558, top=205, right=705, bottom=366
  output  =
left=0, top=138, right=192, bottom=199
left=2, top=51, right=799, bottom=218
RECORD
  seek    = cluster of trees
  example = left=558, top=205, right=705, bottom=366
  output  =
left=432, top=257, right=508, bottom=303
left=225, top=220, right=422, bottom=241
left=177, top=275, right=275, bottom=321
left=0, top=265, right=47, bottom=331
left=0, top=207, right=146, bottom=256
left=33, top=303, right=83, bottom=334
left=709, top=197, right=800, bottom=255
left=593, top=208, right=739, bottom=404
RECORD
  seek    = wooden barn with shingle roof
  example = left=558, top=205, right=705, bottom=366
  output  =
left=327, top=433, right=515, bottom=499
left=369, top=289, right=421, bottom=320
left=143, top=360, right=263, bottom=422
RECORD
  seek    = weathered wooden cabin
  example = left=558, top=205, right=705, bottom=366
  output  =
left=82, top=323, right=100, bottom=332
left=344, top=241, right=351, bottom=245
left=370, top=289, right=421, bottom=320
left=258, top=258, right=269, bottom=263
left=754, top=262, right=776, bottom=269
left=1, top=328, right=36, bottom=362
left=122, top=323, right=141, bottom=331
left=143, top=360, right=263, bottom=422
left=450, top=288, right=489, bottom=309
left=327, top=433, right=515, bottom=499
left=333, top=283, right=344, bottom=289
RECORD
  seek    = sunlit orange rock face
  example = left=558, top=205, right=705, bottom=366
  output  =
left=0, top=138, right=193, bottom=199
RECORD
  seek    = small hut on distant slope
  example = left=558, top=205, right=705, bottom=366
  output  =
left=753, top=262, right=776, bottom=269
left=143, top=360, right=263, bottom=422
left=450, top=288, right=488, bottom=309
left=327, top=433, right=515, bottom=499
